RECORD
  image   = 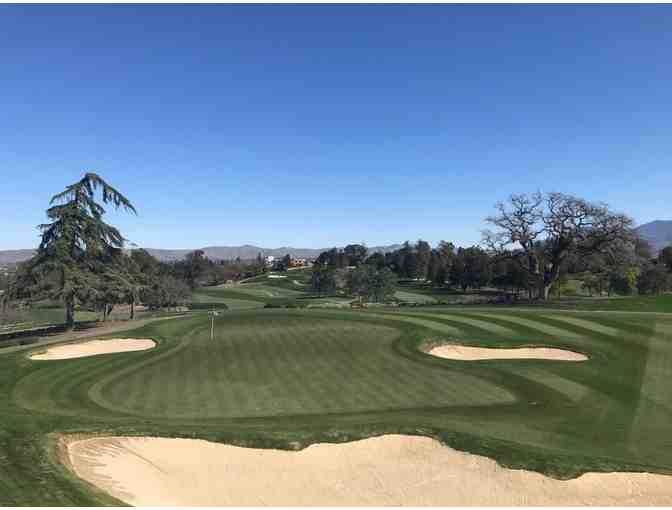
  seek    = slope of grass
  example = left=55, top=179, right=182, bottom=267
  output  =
left=1, top=306, right=672, bottom=504
left=549, top=294, right=672, bottom=313
left=191, top=288, right=263, bottom=310
left=193, top=280, right=350, bottom=309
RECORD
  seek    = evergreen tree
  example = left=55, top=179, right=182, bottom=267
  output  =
left=29, top=173, right=136, bottom=328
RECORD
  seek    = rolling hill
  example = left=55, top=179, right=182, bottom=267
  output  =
left=636, top=220, right=672, bottom=252
left=0, top=244, right=402, bottom=264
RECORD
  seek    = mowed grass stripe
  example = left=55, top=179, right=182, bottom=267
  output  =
left=464, top=312, right=584, bottom=340
left=94, top=317, right=512, bottom=418
left=631, top=321, right=672, bottom=445
left=408, top=312, right=519, bottom=337
left=271, top=326, right=327, bottom=414
left=512, top=367, right=591, bottom=402
left=540, top=315, right=622, bottom=337
left=363, top=312, right=462, bottom=336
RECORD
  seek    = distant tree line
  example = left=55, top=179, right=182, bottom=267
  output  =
left=310, top=193, right=667, bottom=302
left=4, top=178, right=670, bottom=326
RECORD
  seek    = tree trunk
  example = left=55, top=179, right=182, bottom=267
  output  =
left=65, top=296, right=75, bottom=330
left=130, top=300, right=135, bottom=320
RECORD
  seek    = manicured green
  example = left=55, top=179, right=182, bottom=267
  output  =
left=1, top=305, right=672, bottom=505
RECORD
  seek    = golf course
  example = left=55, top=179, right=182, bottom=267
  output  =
left=2, top=300, right=672, bottom=505
left=5, top=4, right=672, bottom=505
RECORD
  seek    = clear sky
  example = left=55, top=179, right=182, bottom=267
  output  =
left=2, top=5, right=671, bottom=250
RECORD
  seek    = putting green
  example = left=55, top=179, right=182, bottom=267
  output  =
left=89, top=318, right=512, bottom=418
left=2, top=306, right=672, bottom=505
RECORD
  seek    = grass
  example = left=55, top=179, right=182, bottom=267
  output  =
left=1, top=300, right=176, bottom=337
left=2, top=303, right=672, bottom=504
left=0, top=303, right=98, bottom=334
left=547, top=294, right=672, bottom=313
left=192, top=280, right=351, bottom=309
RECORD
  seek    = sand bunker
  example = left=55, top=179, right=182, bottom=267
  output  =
left=65, top=434, right=671, bottom=506
left=429, top=344, right=587, bottom=361
left=30, top=338, right=155, bottom=361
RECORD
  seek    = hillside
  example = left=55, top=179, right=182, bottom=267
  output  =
left=636, top=220, right=672, bottom=252
left=0, top=250, right=36, bottom=265
left=0, top=244, right=402, bottom=264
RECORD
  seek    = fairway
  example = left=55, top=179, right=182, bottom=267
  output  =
left=2, top=306, right=672, bottom=505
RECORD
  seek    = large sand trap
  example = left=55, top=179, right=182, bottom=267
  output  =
left=65, top=435, right=671, bottom=506
left=30, top=338, right=155, bottom=361
left=429, top=344, right=588, bottom=361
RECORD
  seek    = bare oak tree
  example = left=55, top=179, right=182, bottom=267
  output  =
left=483, top=192, right=634, bottom=300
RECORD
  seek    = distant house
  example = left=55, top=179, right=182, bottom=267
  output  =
left=288, top=258, right=307, bottom=268
left=264, top=255, right=275, bottom=266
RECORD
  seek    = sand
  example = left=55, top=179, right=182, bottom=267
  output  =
left=64, top=434, right=672, bottom=506
left=30, top=338, right=156, bottom=361
left=429, top=344, right=588, bottom=361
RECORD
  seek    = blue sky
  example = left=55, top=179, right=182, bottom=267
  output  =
left=2, top=5, right=671, bottom=250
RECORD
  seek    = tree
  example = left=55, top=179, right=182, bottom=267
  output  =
left=637, top=264, right=670, bottom=295
left=396, top=241, right=419, bottom=279
left=581, top=274, right=599, bottom=297
left=29, top=173, right=136, bottom=328
left=449, top=252, right=467, bottom=291
left=0, top=271, right=12, bottom=316
left=347, top=265, right=372, bottom=303
left=492, top=258, right=528, bottom=296
left=364, top=252, right=386, bottom=269
left=347, top=265, right=396, bottom=303
left=450, top=246, right=491, bottom=291
left=484, top=192, right=634, bottom=300
left=141, top=275, right=191, bottom=309
left=310, top=265, right=336, bottom=296
left=608, top=267, right=639, bottom=296
left=426, top=251, right=440, bottom=285
left=415, top=240, right=432, bottom=280
left=274, top=254, right=292, bottom=272
left=343, top=244, right=368, bottom=266
left=635, top=237, right=655, bottom=263
left=180, top=250, right=210, bottom=288
left=437, top=241, right=456, bottom=262
left=659, top=246, right=672, bottom=272
left=254, top=252, right=267, bottom=274
left=369, top=267, right=397, bottom=302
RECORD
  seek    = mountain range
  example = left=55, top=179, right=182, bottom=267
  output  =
left=3, top=219, right=671, bottom=265
left=0, top=244, right=403, bottom=265
left=634, top=220, right=672, bottom=252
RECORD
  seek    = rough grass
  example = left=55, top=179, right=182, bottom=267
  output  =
left=0, top=305, right=98, bottom=333
left=535, top=293, right=672, bottom=313
left=1, top=306, right=672, bottom=504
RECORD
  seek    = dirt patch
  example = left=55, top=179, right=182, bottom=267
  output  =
left=64, top=434, right=670, bottom=506
left=30, top=338, right=156, bottom=361
left=429, top=344, right=587, bottom=361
